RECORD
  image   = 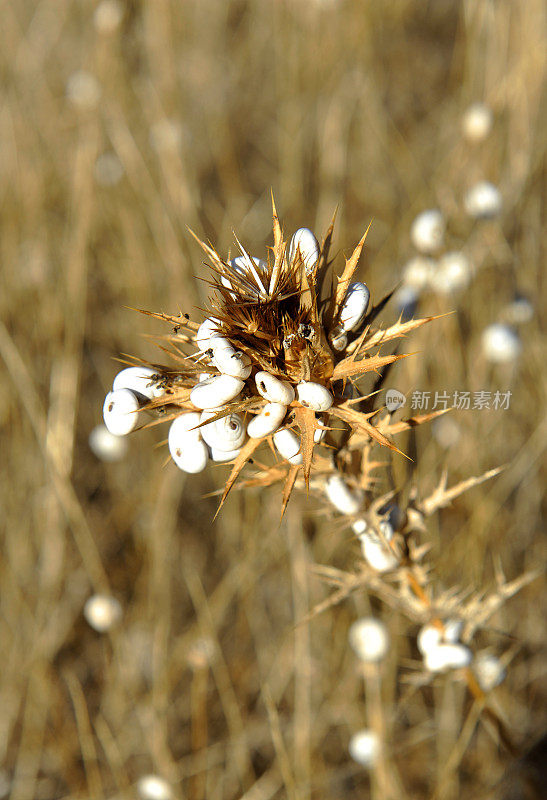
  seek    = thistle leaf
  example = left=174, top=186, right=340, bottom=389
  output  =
left=280, top=464, right=300, bottom=520
left=332, top=403, right=410, bottom=458
left=359, top=313, right=447, bottom=353
left=292, top=405, right=323, bottom=485
left=331, top=352, right=410, bottom=381
left=380, top=408, right=450, bottom=436
left=215, top=437, right=264, bottom=517
left=324, top=221, right=372, bottom=329
left=419, top=466, right=506, bottom=516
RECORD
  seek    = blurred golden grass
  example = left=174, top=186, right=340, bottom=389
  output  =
left=0, top=1, right=545, bottom=798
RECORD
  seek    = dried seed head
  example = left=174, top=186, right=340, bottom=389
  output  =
left=105, top=205, right=439, bottom=512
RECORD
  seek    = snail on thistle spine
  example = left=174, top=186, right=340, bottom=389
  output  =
left=103, top=388, right=141, bottom=436
left=199, top=410, right=247, bottom=452
left=168, top=412, right=209, bottom=473
left=329, top=281, right=370, bottom=350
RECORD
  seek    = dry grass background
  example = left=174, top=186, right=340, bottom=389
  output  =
left=0, top=1, right=546, bottom=798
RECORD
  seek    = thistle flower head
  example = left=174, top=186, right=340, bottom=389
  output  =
left=105, top=198, right=440, bottom=514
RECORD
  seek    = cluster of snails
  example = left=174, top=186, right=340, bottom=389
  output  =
left=102, top=227, right=373, bottom=478
left=417, top=620, right=472, bottom=673
left=321, top=474, right=400, bottom=573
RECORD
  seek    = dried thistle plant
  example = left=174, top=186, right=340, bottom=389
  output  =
left=103, top=197, right=441, bottom=517
left=102, top=201, right=538, bottom=760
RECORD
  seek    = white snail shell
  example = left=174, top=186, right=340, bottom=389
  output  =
left=360, top=534, right=399, bottom=572
left=136, top=775, right=173, bottom=800
left=348, top=730, right=380, bottom=768
left=473, top=653, right=506, bottom=692
left=462, top=102, right=493, bottom=142
left=196, top=317, right=231, bottom=352
left=410, top=209, right=445, bottom=254
left=329, top=326, right=348, bottom=352
left=353, top=519, right=398, bottom=572
left=338, top=282, right=370, bottom=333
left=103, top=389, right=140, bottom=436
left=297, top=381, right=333, bottom=412
left=430, top=251, right=473, bottom=294
left=288, top=228, right=320, bottom=274
left=443, top=619, right=464, bottom=643
left=255, top=371, right=295, bottom=405
left=168, top=413, right=209, bottom=473
left=209, top=446, right=242, bottom=462
left=402, top=256, right=435, bottom=290
left=89, top=424, right=128, bottom=461
left=418, top=620, right=471, bottom=673
left=190, top=374, right=244, bottom=409
left=417, top=624, right=442, bottom=656
left=324, top=475, right=363, bottom=515
left=223, top=255, right=268, bottom=298
left=481, top=323, right=521, bottom=363
left=424, top=642, right=472, bottom=672
left=212, top=344, right=252, bottom=379
left=349, top=617, right=390, bottom=663
left=113, top=366, right=163, bottom=399
left=247, top=402, right=287, bottom=438
left=272, top=428, right=303, bottom=465
left=84, top=594, right=122, bottom=632
left=199, top=410, right=246, bottom=451
left=464, top=180, right=502, bottom=219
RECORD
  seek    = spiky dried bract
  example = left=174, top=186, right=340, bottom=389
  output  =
left=126, top=205, right=439, bottom=512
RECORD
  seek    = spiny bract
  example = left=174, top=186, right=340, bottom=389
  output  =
left=105, top=199, right=440, bottom=515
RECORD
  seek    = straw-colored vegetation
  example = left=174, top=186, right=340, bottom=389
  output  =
left=1, top=1, right=545, bottom=799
